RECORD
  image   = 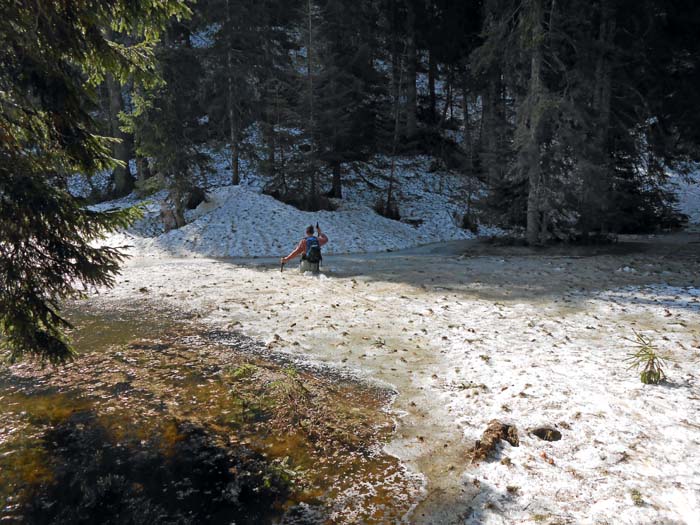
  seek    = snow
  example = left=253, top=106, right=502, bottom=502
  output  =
left=100, top=184, right=471, bottom=258
left=670, top=171, right=700, bottom=224
left=189, top=23, right=220, bottom=48
left=94, top=154, right=490, bottom=258
left=438, top=283, right=700, bottom=524
left=67, top=170, right=111, bottom=199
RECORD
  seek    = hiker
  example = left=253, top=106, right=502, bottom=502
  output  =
left=281, top=223, right=328, bottom=273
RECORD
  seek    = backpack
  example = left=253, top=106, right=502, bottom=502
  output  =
left=304, top=236, right=322, bottom=264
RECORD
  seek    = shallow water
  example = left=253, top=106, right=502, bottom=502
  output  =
left=0, top=308, right=421, bottom=524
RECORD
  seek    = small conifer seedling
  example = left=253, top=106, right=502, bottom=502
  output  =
left=623, top=330, right=668, bottom=385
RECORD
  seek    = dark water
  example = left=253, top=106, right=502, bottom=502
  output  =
left=0, top=308, right=420, bottom=524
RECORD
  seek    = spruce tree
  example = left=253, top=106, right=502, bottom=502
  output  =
left=315, top=0, right=382, bottom=199
left=0, top=0, right=190, bottom=363
left=125, top=20, right=210, bottom=227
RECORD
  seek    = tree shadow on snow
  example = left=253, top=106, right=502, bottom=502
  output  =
left=226, top=233, right=700, bottom=311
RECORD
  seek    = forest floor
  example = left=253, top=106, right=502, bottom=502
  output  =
left=85, top=231, right=700, bottom=524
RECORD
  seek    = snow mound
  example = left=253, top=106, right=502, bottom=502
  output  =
left=101, top=182, right=476, bottom=258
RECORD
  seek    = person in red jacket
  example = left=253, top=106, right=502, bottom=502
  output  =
left=281, top=223, right=328, bottom=271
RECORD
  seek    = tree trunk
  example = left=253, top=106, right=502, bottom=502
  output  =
left=261, top=29, right=275, bottom=179
left=390, top=0, right=403, bottom=139
left=135, top=156, right=150, bottom=182
left=261, top=80, right=274, bottom=179
left=265, top=124, right=275, bottom=178
left=462, top=74, right=473, bottom=175
left=525, top=0, right=546, bottom=246
left=481, top=72, right=500, bottom=184
left=225, top=0, right=240, bottom=185
left=439, top=65, right=453, bottom=127
left=306, top=0, right=318, bottom=208
left=387, top=40, right=406, bottom=214
left=131, top=84, right=149, bottom=182
left=404, top=1, right=417, bottom=139
left=594, top=0, right=615, bottom=233
left=428, top=49, right=437, bottom=123
left=328, top=100, right=342, bottom=199
left=106, top=73, right=133, bottom=197
left=330, top=161, right=342, bottom=199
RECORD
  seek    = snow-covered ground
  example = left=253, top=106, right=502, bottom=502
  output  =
left=86, top=235, right=700, bottom=524
left=671, top=171, right=700, bottom=225
left=88, top=155, right=498, bottom=258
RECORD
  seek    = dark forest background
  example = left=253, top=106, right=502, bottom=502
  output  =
left=100, top=0, right=700, bottom=243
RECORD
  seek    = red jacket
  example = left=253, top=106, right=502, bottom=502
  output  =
left=282, top=233, right=328, bottom=263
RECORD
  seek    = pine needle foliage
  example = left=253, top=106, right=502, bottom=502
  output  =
left=623, top=329, right=668, bottom=385
left=0, top=0, right=190, bottom=364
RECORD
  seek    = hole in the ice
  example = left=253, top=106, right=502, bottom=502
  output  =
left=530, top=427, right=562, bottom=441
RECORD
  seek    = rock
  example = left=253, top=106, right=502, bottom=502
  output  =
left=530, top=426, right=562, bottom=441
left=470, top=419, right=519, bottom=463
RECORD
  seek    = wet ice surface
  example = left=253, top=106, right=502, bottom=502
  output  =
left=84, top=234, right=700, bottom=524
left=0, top=307, right=422, bottom=524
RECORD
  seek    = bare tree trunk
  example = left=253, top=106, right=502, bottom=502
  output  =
left=481, top=70, right=502, bottom=184
left=387, top=44, right=406, bottom=214
left=462, top=74, right=473, bottom=175
left=439, top=65, right=453, bottom=127
left=262, top=91, right=275, bottom=179
left=479, top=0, right=504, bottom=185
left=135, top=155, right=150, bottom=182
left=265, top=125, right=275, bottom=178
left=226, top=0, right=240, bottom=185
left=262, top=36, right=275, bottom=179
left=330, top=161, right=342, bottom=199
left=404, top=1, right=417, bottom=139
left=328, top=100, right=343, bottom=199
left=260, top=7, right=272, bottom=179
left=428, top=49, right=437, bottom=123
left=524, top=0, right=546, bottom=246
left=594, top=0, right=615, bottom=233
left=306, top=0, right=318, bottom=208
left=390, top=0, right=403, bottom=139
left=172, top=188, right=187, bottom=228
left=106, top=73, right=133, bottom=197
left=130, top=81, right=150, bottom=183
